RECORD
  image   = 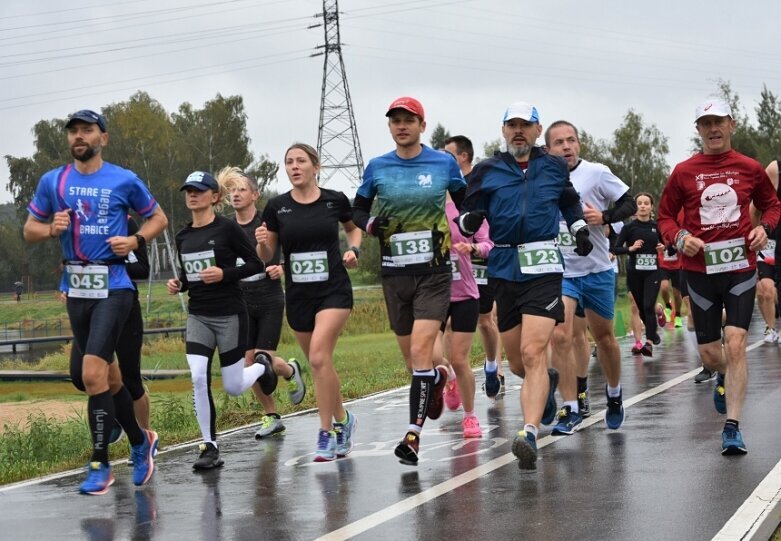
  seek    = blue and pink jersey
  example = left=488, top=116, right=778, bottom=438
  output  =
left=28, top=162, right=158, bottom=290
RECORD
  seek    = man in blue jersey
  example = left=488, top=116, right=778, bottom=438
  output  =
left=455, top=102, right=592, bottom=471
left=352, top=96, right=467, bottom=465
left=24, top=109, right=168, bottom=494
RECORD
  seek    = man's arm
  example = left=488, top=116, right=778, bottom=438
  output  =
left=24, top=209, right=71, bottom=243
left=603, top=191, right=637, bottom=224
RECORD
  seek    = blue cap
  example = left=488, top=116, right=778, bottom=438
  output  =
left=179, top=171, right=219, bottom=192
left=65, top=109, right=107, bottom=132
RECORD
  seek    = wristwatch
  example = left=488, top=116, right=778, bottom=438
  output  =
left=134, top=233, right=146, bottom=249
left=348, top=246, right=361, bottom=259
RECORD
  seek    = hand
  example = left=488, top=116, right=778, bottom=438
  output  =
left=106, top=236, right=135, bottom=257
left=452, top=242, right=473, bottom=255
left=50, top=208, right=71, bottom=237
left=265, top=264, right=283, bottom=280
left=681, top=235, right=705, bottom=257
left=199, top=266, right=224, bottom=284
left=454, top=210, right=486, bottom=235
left=367, top=216, right=391, bottom=238
left=629, top=239, right=644, bottom=252
left=748, top=224, right=768, bottom=252
left=343, top=250, right=358, bottom=269
left=255, top=222, right=269, bottom=246
left=655, top=242, right=665, bottom=252
left=166, top=278, right=181, bottom=294
left=582, top=202, right=603, bottom=226
left=575, top=228, right=593, bottom=256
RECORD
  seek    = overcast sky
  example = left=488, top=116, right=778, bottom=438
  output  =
left=2, top=0, right=780, bottom=204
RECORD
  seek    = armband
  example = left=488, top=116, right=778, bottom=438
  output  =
left=570, top=219, right=587, bottom=235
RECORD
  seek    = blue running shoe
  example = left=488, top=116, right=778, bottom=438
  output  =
left=334, top=411, right=357, bottom=458
left=79, top=462, right=114, bottom=495
left=714, top=373, right=726, bottom=414
left=511, top=430, right=538, bottom=471
left=721, top=426, right=747, bottom=455
left=552, top=405, right=583, bottom=435
left=313, top=429, right=337, bottom=462
left=605, top=387, right=625, bottom=430
left=484, top=363, right=500, bottom=398
left=541, top=368, right=559, bottom=425
left=131, top=430, right=157, bottom=486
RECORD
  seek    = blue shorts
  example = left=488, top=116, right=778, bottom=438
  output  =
left=562, top=270, right=616, bottom=320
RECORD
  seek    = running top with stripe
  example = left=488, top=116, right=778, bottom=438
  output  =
left=27, top=162, right=158, bottom=290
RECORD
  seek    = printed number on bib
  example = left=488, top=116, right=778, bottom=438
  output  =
left=517, top=239, right=563, bottom=274
left=236, top=256, right=266, bottom=282
left=389, top=231, right=434, bottom=265
left=635, top=253, right=657, bottom=271
left=557, top=222, right=575, bottom=254
left=181, top=250, right=216, bottom=282
left=704, top=238, right=748, bottom=274
left=66, top=265, right=108, bottom=299
left=472, top=264, right=488, bottom=286
left=760, top=239, right=776, bottom=263
left=449, top=254, right=462, bottom=281
left=290, top=251, right=329, bottom=283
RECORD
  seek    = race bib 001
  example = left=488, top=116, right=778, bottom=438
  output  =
left=703, top=238, right=748, bottom=274
left=517, top=239, right=563, bottom=274
left=181, top=250, right=216, bottom=282
left=66, top=265, right=108, bottom=299
left=289, top=251, right=329, bottom=283
left=389, top=230, right=434, bottom=265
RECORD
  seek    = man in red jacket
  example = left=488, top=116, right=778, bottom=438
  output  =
left=657, top=98, right=781, bottom=456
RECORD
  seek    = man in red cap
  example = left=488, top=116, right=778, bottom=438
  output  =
left=352, top=96, right=467, bottom=465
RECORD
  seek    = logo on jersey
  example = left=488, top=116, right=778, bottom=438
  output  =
left=278, top=206, right=292, bottom=214
left=208, top=240, right=215, bottom=245
left=700, top=183, right=739, bottom=229
left=326, top=201, right=335, bottom=208
left=417, top=173, right=432, bottom=188
left=75, top=198, right=92, bottom=222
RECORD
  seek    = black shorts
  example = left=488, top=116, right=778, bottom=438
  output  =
left=685, top=270, right=756, bottom=344
left=382, top=273, right=451, bottom=336
left=477, top=282, right=495, bottom=314
left=757, top=261, right=775, bottom=281
left=246, top=289, right=285, bottom=351
left=67, top=289, right=133, bottom=363
left=286, top=288, right=353, bottom=333
left=679, top=269, right=689, bottom=297
left=494, top=274, right=565, bottom=332
left=441, top=298, right=479, bottom=333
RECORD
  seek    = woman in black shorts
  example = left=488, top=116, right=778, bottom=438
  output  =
left=256, top=143, right=362, bottom=462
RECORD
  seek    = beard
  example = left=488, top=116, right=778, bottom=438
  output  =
left=506, top=139, right=531, bottom=159
left=71, top=144, right=100, bottom=162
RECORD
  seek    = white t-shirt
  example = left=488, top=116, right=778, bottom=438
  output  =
left=562, top=159, right=629, bottom=278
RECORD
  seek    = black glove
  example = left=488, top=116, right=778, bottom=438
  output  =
left=574, top=228, right=593, bottom=256
left=454, top=210, right=486, bottom=236
left=367, top=216, right=391, bottom=238
left=665, top=244, right=677, bottom=257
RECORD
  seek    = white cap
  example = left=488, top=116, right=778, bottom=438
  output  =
left=695, top=99, right=732, bottom=123
left=502, top=102, right=540, bottom=123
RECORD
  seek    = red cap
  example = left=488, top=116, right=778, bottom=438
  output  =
left=385, top=96, right=425, bottom=121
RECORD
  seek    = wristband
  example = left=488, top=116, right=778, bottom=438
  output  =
left=675, top=229, right=690, bottom=251
left=570, top=219, right=587, bottom=235
left=761, top=223, right=772, bottom=237
left=348, top=246, right=361, bottom=259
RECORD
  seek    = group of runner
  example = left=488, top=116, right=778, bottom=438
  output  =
left=22, top=94, right=780, bottom=492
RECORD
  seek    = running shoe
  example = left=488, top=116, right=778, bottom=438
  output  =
left=462, top=416, right=482, bottom=439
left=674, top=316, right=682, bottom=328
left=664, top=307, right=672, bottom=323
left=511, top=430, right=537, bottom=471
left=631, top=341, right=643, bottom=354
left=108, top=422, right=124, bottom=445
left=334, top=411, right=357, bottom=457
left=652, top=334, right=661, bottom=346
left=499, top=374, right=506, bottom=391
left=444, top=379, right=462, bottom=411
left=193, top=442, right=224, bottom=470
left=605, top=387, right=625, bottom=430
left=714, top=373, right=727, bottom=414
left=763, top=327, right=778, bottom=344
left=640, top=342, right=653, bottom=357
left=79, top=462, right=114, bottom=495
left=394, top=431, right=420, bottom=466
left=255, top=414, right=285, bottom=439
left=721, top=426, right=748, bottom=455
left=287, top=359, right=306, bottom=405
left=484, top=363, right=500, bottom=398
left=313, top=429, right=337, bottom=462
left=254, top=351, right=278, bottom=395
left=552, top=405, right=583, bottom=435
left=578, top=390, right=591, bottom=418
left=131, top=429, right=157, bottom=486
left=656, top=304, right=667, bottom=328
left=694, top=366, right=716, bottom=383
left=541, top=368, right=559, bottom=426
left=426, top=365, right=449, bottom=420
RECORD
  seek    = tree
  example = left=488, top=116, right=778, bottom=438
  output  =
left=754, top=85, right=781, bottom=166
left=578, top=130, right=610, bottom=165
left=246, top=154, right=279, bottom=194
left=428, top=123, right=451, bottom=149
left=481, top=138, right=502, bottom=160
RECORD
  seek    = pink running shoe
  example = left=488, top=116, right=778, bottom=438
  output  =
left=656, top=303, right=667, bottom=328
left=444, top=380, right=461, bottom=411
left=462, top=416, right=482, bottom=438
left=631, top=341, right=643, bottom=354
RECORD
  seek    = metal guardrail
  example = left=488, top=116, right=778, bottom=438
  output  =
left=0, top=327, right=186, bottom=353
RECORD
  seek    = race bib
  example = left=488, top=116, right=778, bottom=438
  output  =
left=181, top=250, right=216, bottom=282
left=635, top=253, right=658, bottom=271
left=289, top=251, right=329, bottom=283
left=472, top=264, right=488, bottom=286
left=236, top=256, right=266, bottom=282
left=517, top=239, right=563, bottom=275
left=449, top=254, right=462, bottom=281
left=760, top=239, right=776, bottom=263
left=389, top=230, right=434, bottom=265
left=557, top=221, right=575, bottom=255
left=704, top=238, right=749, bottom=274
left=66, top=265, right=108, bottom=299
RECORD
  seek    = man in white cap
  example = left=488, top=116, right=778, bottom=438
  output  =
left=658, top=98, right=781, bottom=455
left=455, top=101, right=593, bottom=470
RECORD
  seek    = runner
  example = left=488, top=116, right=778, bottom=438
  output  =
left=167, top=171, right=277, bottom=470
left=352, top=97, right=466, bottom=466
left=443, top=135, right=505, bottom=396
left=613, top=193, right=665, bottom=357
left=658, top=241, right=683, bottom=328
left=546, top=120, right=636, bottom=434
left=753, top=159, right=781, bottom=343
left=455, top=102, right=593, bottom=470
left=658, top=98, right=781, bottom=455
left=24, top=109, right=165, bottom=494
left=256, top=143, right=361, bottom=462
left=224, top=167, right=307, bottom=439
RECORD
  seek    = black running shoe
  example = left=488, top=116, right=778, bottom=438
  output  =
left=541, top=368, right=559, bottom=425
left=577, top=390, right=591, bottom=418
left=394, top=431, right=420, bottom=466
left=193, top=442, right=224, bottom=470
left=254, top=351, right=278, bottom=395
left=694, top=367, right=716, bottom=384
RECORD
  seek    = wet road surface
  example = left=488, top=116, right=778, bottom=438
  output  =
left=1, top=314, right=780, bottom=541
